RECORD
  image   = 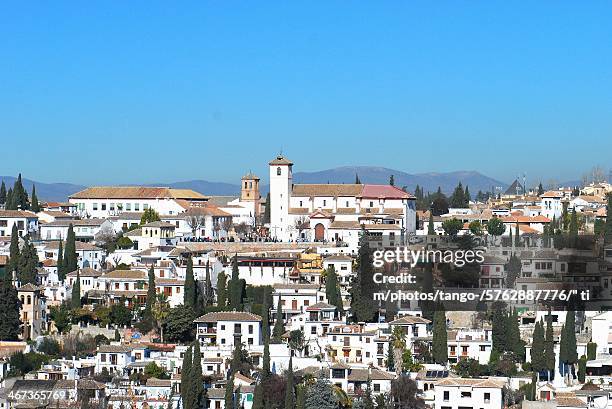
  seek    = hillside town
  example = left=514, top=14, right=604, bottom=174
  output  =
left=0, top=155, right=611, bottom=409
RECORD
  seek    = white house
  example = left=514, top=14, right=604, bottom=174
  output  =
left=40, top=241, right=105, bottom=270
left=541, top=191, right=565, bottom=220
left=194, top=311, right=262, bottom=349
left=69, top=186, right=209, bottom=219
left=39, top=218, right=112, bottom=241
left=433, top=378, right=504, bottom=409
left=0, top=210, right=38, bottom=237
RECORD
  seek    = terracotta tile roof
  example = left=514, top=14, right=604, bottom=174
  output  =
left=435, top=378, right=504, bottom=388
left=389, top=315, right=431, bottom=325
left=146, top=378, right=172, bottom=387
left=66, top=267, right=103, bottom=277
left=194, top=311, right=262, bottom=323
left=347, top=368, right=395, bottom=381
left=98, top=344, right=134, bottom=353
left=141, top=221, right=176, bottom=228
left=362, top=223, right=401, bottom=230
left=183, top=205, right=231, bottom=217
left=101, top=269, right=147, bottom=280
left=306, top=302, right=335, bottom=311
left=0, top=210, right=37, bottom=218
left=44, top=241, right=102, bottom=251
left=43, top=218, right=107, bottom=227
left=361, top=184, right=413, bottom=199
left=292, top=184, right=363, bottom=198
left=269, top=155, right=293, bottom=166
left=541, top=191, right=564, bottom=198
left=70, top=186, right=208, bottom=200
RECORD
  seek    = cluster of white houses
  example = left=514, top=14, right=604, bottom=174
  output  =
left=1, top=159, right=612, bottom=409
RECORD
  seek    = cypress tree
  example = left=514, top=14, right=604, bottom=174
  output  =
left=538, top=183, right=544, bottom=196
left=464, top=185, right=471, bottom=205
left=263, top=193, right=271, bottom=224
left=0, top=181, right=6, bottom=205
left=285, top=356, right=295, bottom=409
left=544, top=311, right=555, bottom=380
left=57, top=240, right=65, bottom=282
left=64, top=224, right=78, bottom=273
left=325, top=266, right=343, bottom=315
left=569, top=208, right=579, bottom=238
left=181, top=346, right=193, bottom=409
left=0, top=269, right=21, bottom=340
left=71, top=268, right=81, bottom=308
left=507, top=309, right=523, bottom=359
left=184, top=257, right=196, bottom=310
left=204, top=261, right=214, bottom=306
left=355, top=174, right=361, bottom=184
left=432, top=307, right=448, bottom=365
left=17, top=236, right=38, bottom=285
left=560, top=310, right=578, bottom=368
left=428, top=213, right=435, bottom=235
left=228, top=255, right=244, bottom=310
left=5, top=187, right=13, bottom=210
left=191, top=341, right=204, bottom=409
left=389, top=175, right=395, bottom=186
left=491, top=302, right=509, bottom=353
left=8, top=224, right=20, bottom=274
left=252, top=383, right=264, bottom=409
left=145, top=264, right=156, bottom=320
left=386, top=341, right=395, bottom=371
left=296, top=385, right=305, bottom=409
left=587, top=342, right=597, bottom=360
left=273, top=296, right=284, bottom=341
left=605, top=194, right=612, bottom=244
left=515, top=223, right=520, bottom=247
left=531, top=320, right=545, bottom=373
left=217, top=271, right=227, bottom=308
left=350, top=233, right=375, bottom=322
left=9, top=174, right=28, bottom=210
left=224, top=375, right=235, bottom=409
left=262, top=288, right=271, bottom=376
left=114, top=328, right=121, bottom=341
left=578, top=355, right=587, bottom=383
left=30, top=185, right=40, bottom=213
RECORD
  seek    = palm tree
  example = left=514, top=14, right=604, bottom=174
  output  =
left=391, top=326, right=407, bottom=376
left=151, top=294, right=170, bottom=343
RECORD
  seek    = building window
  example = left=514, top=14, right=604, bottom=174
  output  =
left=484, top=393, right=491, bottom=403
left=443, top=391, right=449, bottom=401
left=101, top=204, right=107, bottom=210
left=93, top=203, right=98, bottom=211
left=135, top=203, right=140, bottom=211
left=277, top=167, right=281, bottom=176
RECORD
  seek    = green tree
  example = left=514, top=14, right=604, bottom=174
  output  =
left=427, top=213, right=435, bottom=235
left=505, top=255, right=521, bottom=288
left=0, top=181, right=6, bottom=205
left=262, top=288, right=271, bottom=376
left=487, top=217, right=506, bottom=243
left=263, top=193, right=271, bottom=224
left=560, top=309, right=578, bottom=375
left=538, top=183, right=544, bottom=196
left=163, top=305, right=195, bottom=343
left=587, top=342, right=597, bottom=360
left=0, top=270, right=21, bottom=340
left=605, top=194, right=612, bottom=244
left=57, top=240, right=65, bottom=282
left=145, top=264, right=156, bottom=321
left=217, top=271, right=227, bottom=308
left=325, top=266, right=343, bottom=315
left=450, top=182, right=467, bottom=208
left=350, top=233, right=376, bottom=322
left=285, top=356, right=295, bottom=409
left=6, top=174, right=29, bottom=210
left=355, top=174, right=361, bottom=184
left=140, top=208, right=161, bottom=225
left=389, top=175, right=395, bottom=186
left=181, top=345, right=193, bottom=409
left=191, top=341, right=204, bottom=409
left=578, top=355, right=587, bottom=383
left=432, top=308, right=448, bottom=365
left=228, top=255, right=245, bottom=310
left=71, top=269, right=81, bottom=308
left=17, top=236, right=38, bottom=284
left=544, top=311, right=555, bottom=380
left=468, top=220, right=483, bottom=236
left=569, top=208, right=579, bottom=238
left=514, top=223, right=520, bottom=247
left=64, top=224, right=78, bottom=274
left=49, top=302, right=72, bottom=334
left=8, top=224, right=19, bottom=274
left=184, top=257, right=196, bottom=310
left=491, top=302, right=508, bottom=353
left=441, top=218, right=463, bottom=237
left=305, top=378, right=338, bottom=409
left=204, top=261, right=214, bottom=306
left=30, top=185, right=40, bottom=213
left=225, top=374, right=235, bottom=409
left=531, top=320, right=545, bottom=373
left=273, top=296, right=284, bottom=341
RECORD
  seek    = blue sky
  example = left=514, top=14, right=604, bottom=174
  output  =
left=1, top=1, right=611, bottom=185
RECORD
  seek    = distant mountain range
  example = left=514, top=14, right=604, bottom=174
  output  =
left=1, top=167, right=513, bottom=202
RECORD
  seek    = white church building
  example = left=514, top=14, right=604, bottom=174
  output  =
left=268, top=155, right=416, bottom=247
